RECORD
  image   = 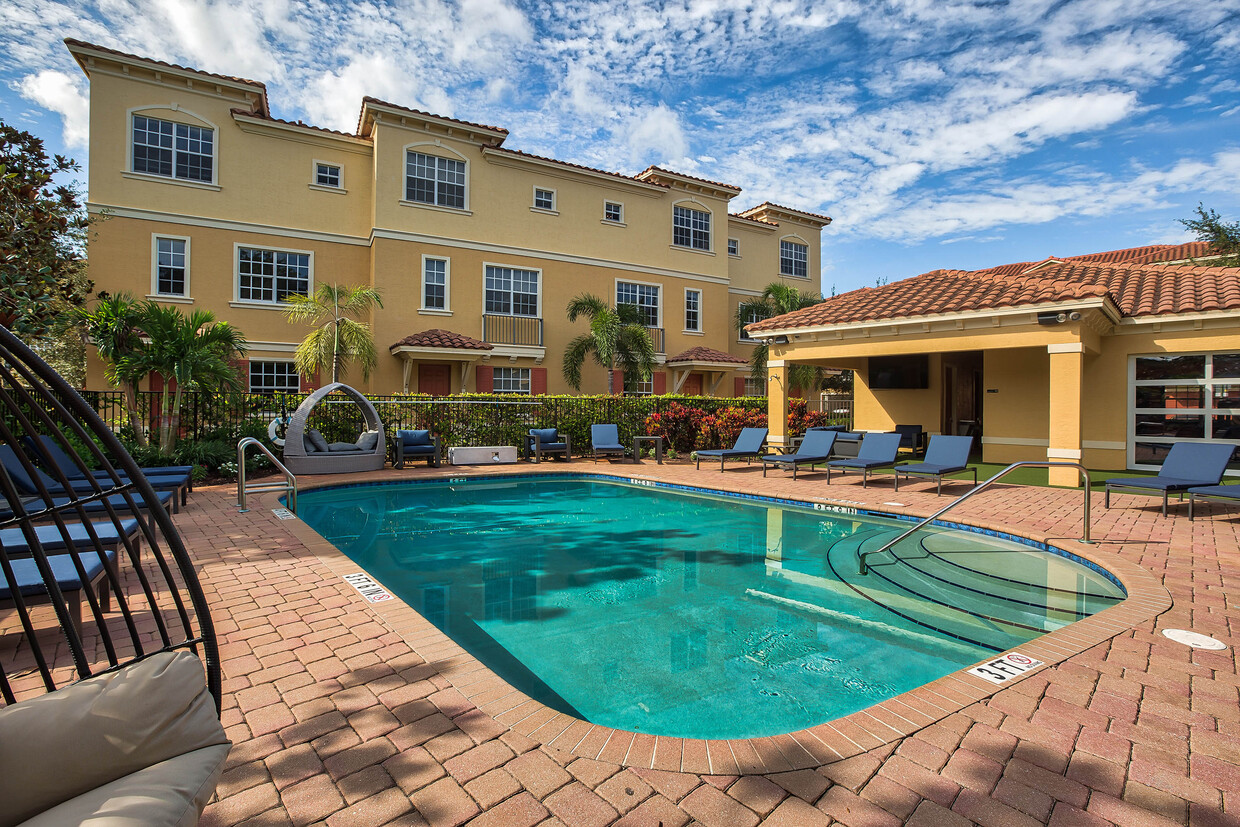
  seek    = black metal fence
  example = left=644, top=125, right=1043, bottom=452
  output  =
left=82, top=391, right=853, bottom=457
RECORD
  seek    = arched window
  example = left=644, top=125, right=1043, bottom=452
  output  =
left=403, top=143, right=468, bottom=209
left=779, top=236, right=809, bottom=278
left=673, top=199, right=712, bottom=252
left=127, top=106, right=218, bottom=184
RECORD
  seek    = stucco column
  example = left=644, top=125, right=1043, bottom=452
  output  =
left=767, top=360, right=790, bottom=449
left=1047, top=344, right=1084, bottom=487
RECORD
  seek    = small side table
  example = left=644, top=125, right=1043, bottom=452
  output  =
left=632, top=435, right=664, bottom=464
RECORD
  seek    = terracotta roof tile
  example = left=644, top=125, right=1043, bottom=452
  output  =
left=737, top=201, right=833, bottom=224
left=230, top=109, right=363, bottom=139
left=666, top=346, right=748, bottom=365
left=636, top=166, right=742, bottom=193
left=484, top=146, right=664, bottom=188
left=389, top=329, right=493, bottom=351
left=748, top=260, right=1240, bottom=332
left=728, top=213, right=780, bottom=226
left=360, top=96, right=509, bottom=137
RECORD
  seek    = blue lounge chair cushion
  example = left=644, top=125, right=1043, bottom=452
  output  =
left=27, top=436, right=192, bottom=481
left=398, top=430, right=433, bottom=447
left=0, top=446, right=186, bottom=497
left=698, top=427, right=767, bottom=457
left=0, top=519, right=139, bottom=555
left=530, top=428, right=560, bottom=445
left=898, top=462, right=968, bottom=475
left=591, top=425, right=625, bottom=452
left=0, top=492, right=173, bottom=521
left=762, top=430, right=837, bottom=464
left=0, top=550, right=116, bottom=599
left=400, top=443, right=437, bottom=456
left=899, top=435, right=974, bottom=476
left=1108, top=442, right=1233, bottom=491
left=1187, top=484, right=1240, bottom=499
left=829, top=432, right=902, bottom=469
left=1102, top=475, right=1215, bottom=492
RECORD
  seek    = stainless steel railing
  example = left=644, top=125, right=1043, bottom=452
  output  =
left=236, top=436, right=298, bottom=514
left=857, top=461, right=1092, bottom=574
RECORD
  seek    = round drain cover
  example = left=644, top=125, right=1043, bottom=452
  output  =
left=1162, top=629, right=1227, bottom=650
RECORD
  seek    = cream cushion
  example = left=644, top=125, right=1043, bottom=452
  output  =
left=0, top=650, right=230, bottom=827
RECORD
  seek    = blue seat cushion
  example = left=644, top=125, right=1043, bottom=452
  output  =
left=538, top=442, right=568, bottom=451
left=1188, top=485, right=1240, bottom=499
left=830, top=458, right=893, bottom=469
left=530, top=428, right=560, bottom=445
left=1104, top=476, right=1214, bottom=492
left=401, top=444, right=437, bottom=455
left=0, top=550, right=115, bottom=598
left=399, top=430, right=433, bottom=447
left=898, top=463, right=967, bottom=475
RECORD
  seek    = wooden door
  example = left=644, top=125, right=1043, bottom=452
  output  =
left=684, top=374, right=703, bottom=396
left=419, top=364, right=451, bottom=396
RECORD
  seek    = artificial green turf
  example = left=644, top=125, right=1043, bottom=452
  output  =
left=941, top=460, right=1156, bottom=491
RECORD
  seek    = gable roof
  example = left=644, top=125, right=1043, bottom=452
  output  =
left=667, top=346, right=749, bottom=365
left=389, top=330, right=493, bottom=351
left=749, top=253, right=1240, bottom=333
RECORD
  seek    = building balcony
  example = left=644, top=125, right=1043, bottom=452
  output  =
left=483, top=314, right=543, bottom=347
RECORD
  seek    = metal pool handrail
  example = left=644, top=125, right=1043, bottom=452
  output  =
left=858, top=461, right=1092, bottom=575
left=237, top=437, right=298, bottom=514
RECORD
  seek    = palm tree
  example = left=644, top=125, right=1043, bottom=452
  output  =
left=736, top=283, right=827, bottom=395
left=75, top=292, right=151, bottom=446
left=120, top=303, right=248, bottom=454
left=562, top=293, right=656, bottom=394
left=283, top=284, right=383, bottom=384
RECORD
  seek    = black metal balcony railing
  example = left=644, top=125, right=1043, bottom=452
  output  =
left=648, top=327, right=665, bottom=354
left=483, top=314, right=543, bottom=347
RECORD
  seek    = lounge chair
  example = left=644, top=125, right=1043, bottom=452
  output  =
left=1186, top=484, right=1240, bottom=520
left=0, top=490, right=175, bottom=522
left=526, top=428, right=571, bottom=462
left=1104, top=442, right=1235, bottom=517
left=27, top=435, right=194, bottom=484
left=894, top=424, right=925, bottom=458
left=826, top=432, right=903, bottom=486
left=695, top=427, right=768, bottom=471
left=759, top=429, right=837, bottom=479
left=394, top=429, right=441, bottom=468
left=893, top=435, right=978, bottom=495
left=0, top=445, right=190, bottom=512
left=590, top=424, right=626, bottom=460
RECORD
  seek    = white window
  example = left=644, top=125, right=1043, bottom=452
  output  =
left=315, top=162, right=341, bottom=188
left=132, top=114, right=213, bottom=182
left=780, top=239, right=809, bottom=278
left=744, top=377, right=764, bottom=397
left=624, top=376, right=654, bottom=396
left=684, top=289, right=701, bottom=332
left=673, top=205, right=711, bottom=251
left=493, top=367, right=531, bottom=394
left=728, top=238, right=739, bottom=256
left=1130, top=352, right=1240, bottom=471
left=237, top=246, right=310, bottom=304
left=422, top=257, right=450, bottom=311
left=739, top=306, right=764, bottom=341
left=617, top=281, right=660, bottom=327
left=604, top=201, right=624, bottom=223
left=152, top=236, right=189, bottom=297
left=485, top=265, right=539, bottom=316
left=405, top=151, right=466, bottom=208
left=249, top=361, right=300, bottom=394
left=533, top=188, right=555, bottom=211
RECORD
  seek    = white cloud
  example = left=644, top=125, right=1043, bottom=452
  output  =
left=627, top=104, right=687, bottom=167
left=17, top=70, right=89, bottom=148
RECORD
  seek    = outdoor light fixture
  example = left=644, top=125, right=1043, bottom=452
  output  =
left=1037, top=311, right=1083, bottom=325
left=773, top=335, right=790, bottom=344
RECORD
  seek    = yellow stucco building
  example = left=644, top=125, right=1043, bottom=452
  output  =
left=748, top=244, right=1240, bottom=484
left=67, top=40, right=830, bottom=399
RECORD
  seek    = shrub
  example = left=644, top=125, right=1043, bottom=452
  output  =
left=695, top=406, right=768, bottom=450
left=642, top=402, right=706, bottom=453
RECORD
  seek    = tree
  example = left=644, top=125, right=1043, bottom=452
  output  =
left=736, top=283, right=830, bottom=395
left=0, top=119, right=93, bottom=338
left=283, top=283, right=383, bottom=384
left=562, top=293, right=656, bottom=393
left=120, top=303, right=248, bottom=454
left=75, top=292, right=151, bottom=446
left=1180, top=203, right=1240, bottom=262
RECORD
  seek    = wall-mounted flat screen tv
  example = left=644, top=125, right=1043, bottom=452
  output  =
left=868, top=355, right=930, bottom=389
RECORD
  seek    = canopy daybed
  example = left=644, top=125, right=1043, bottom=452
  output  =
left=281, top=383, right=386, bottom=475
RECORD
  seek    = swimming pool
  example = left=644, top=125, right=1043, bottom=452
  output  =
left=297, top=475, right=1125, bottom=740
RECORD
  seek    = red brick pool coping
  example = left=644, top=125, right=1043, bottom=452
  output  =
left=274, top=464, right=1172, bottom=778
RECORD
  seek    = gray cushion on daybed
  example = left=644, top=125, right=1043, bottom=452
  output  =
left=356, top=431, right=380, bottom=451
left=327, top=442, right=364, bottom=452
left=307, top=429, right=330, bottom=453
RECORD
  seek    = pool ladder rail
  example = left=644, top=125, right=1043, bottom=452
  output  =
left=236, top=436, right=298, bottom=514
left=858, top=461, right=1092, bottom=575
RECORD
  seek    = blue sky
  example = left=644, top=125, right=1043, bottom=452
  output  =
left=2, top=0, right=1238, bottom=295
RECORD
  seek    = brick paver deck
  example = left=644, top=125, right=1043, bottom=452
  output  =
left=35, top=459, right=1240, bottom=825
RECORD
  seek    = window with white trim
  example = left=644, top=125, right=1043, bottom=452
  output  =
left=780, top=239, right=809, bottom=277
left=604, top=201, right=623, bottom=223
left=315, top=163, right=341, bottom=188
left=744, top=377, right=764, bottom=397
left=1131, top=352, right=1240, bottom=470
left=739, top=307, right=764, bottom=341
left=492, top=367, right=531, bottom=394
left=422, top=257, right=449, bottom=311
left=624, top=376, right=654, bottom=396
left=249, top=361, right=300, bottom=394
left=533, top=188, right=555, bottom=210
left=405, top=151, right=465, bottom=208
left=673, top=205, right=711, bottom=251
left=154, top=236, right=188, bottom=296
left=684, top=289, right=701, bottom=332
left=617, top=281, right=660, bottom=327
left=237, top=247, right=310, bottom=304
left=132, top=114, right=213, bottom=182
left=485, top=266, right=539, bottom=316
left=727, top=238, right=739, bottom=256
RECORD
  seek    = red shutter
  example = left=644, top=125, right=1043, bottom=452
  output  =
left=653, top=371, right=667, bottom=395
left=231, top=359, right=249, bottom=392
left=476, top=364, right=492, bottom=393
left=613, top=370, right=623, bottom=395
left=149, top=374, right=177, bottom=394
left=305, top=369, right=321, bottom=392
left=735, top=377, right=746, bottom=397
left=531, top=367, right=547, bottom=395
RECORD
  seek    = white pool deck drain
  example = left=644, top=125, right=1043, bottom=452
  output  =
left=1162, top=628, right=1227, bottom=650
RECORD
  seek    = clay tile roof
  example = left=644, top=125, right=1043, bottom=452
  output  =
left=636, top=166, right=742, bottom=193
left=230, top=109, right=363, bottom=139
left=728, top=212, right=780, bottom=226
left=747, top=259, right=1240, bottom=333
left=738, top=201, right=833, bottom=225
left=360, top=97, right=508, bottom=137
left=389, top=329, right=493, bottom=351
left=484, top=146, right=663, bottom=187
left=667, top=346, right=749, bottom=365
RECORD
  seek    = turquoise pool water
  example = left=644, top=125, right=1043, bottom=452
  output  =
left=297, top=476, right=1125, bottom=739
